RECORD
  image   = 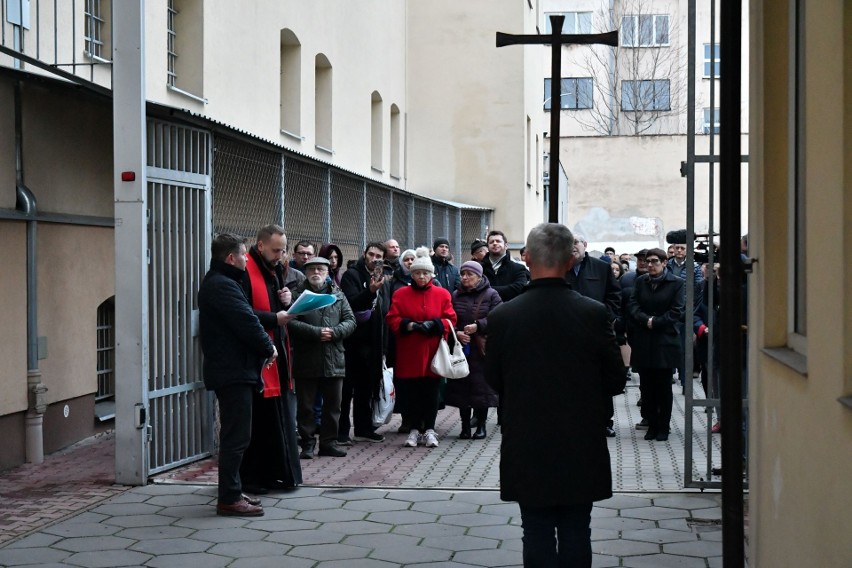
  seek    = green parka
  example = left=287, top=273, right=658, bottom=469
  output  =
left=288, top=280, right=356, bottom=378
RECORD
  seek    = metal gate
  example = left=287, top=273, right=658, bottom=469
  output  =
left=682, top=0, right=748, bottom=489
left=146, top=120, right=214, bottom=474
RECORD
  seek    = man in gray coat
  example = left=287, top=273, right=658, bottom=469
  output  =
left=288, top=256, right=357, bottom=458
left=486, top=223, right=625, bottom=567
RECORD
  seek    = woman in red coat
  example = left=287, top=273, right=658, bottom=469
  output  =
left=386, top=247, right=457, bottom=448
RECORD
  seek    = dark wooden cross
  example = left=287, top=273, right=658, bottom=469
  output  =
left=497, top=15, right=618, bottom=222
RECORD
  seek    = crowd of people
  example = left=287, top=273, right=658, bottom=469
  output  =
left=198, top=221, right=719, bottom=565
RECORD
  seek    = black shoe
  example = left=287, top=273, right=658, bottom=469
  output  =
left=459, top=427, right=471, bottom=439
left=299, top=441, right=315, bottom=460
left=354, top=432, right=385, bottom=443
left=337, top=436, right=353, bottom=446
left=472, top=426, right=487, bottom=440
left=242, top=484, right=269, bottom=496
left=318, top=444, right=347, bottom=457
left=637, top=397, right=643, bottom=407
left=635, top=419, right=649, bottom=430
left=605, top=426, right=616, bottom=437
left=655, top=432, right=669, bottom=442
left=469, top=416, right=479, bottom=429
left=644, top=429, right=658, bottom=441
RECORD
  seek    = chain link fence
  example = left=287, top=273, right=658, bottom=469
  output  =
left=211, top=136, right=492, bottom=265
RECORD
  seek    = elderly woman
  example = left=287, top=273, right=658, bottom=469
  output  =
left=386, top=247, right=457, bottom=448
left=627, top=247, right=685, bottom=442
left=446, top=261, right=502, bottom=439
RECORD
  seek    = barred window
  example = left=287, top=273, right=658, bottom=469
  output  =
left=96, top=298, right=115, bottom=401
left=84, top=0, right=105, bottom=58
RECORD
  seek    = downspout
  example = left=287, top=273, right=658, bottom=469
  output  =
left=15, top=81, right=47, bottom=464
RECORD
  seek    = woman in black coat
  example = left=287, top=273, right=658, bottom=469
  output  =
left=627, top=248, right=685, bottom=441
left=446, top=261, right=502, bottom=439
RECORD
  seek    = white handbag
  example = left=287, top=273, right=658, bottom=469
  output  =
left=430, top=320, right=470, bottom=379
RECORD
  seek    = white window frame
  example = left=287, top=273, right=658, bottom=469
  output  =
left=544, top=77, right=594, bottom=110
left=84, top=0, right=106, bottom=60
left=704, top=43, right=721, bottom=78
left=621, top=14, right=670, bottom=47
left=544, top=11, right=592, bottom=34
left=621, top=79, right=671, bottom=111
left=167, top=0, right=177, bottom=87
left=703, top=107, right=720, bottom=134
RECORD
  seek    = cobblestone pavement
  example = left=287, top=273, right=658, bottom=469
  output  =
left=0, top=375, right=735, bottom=566
left=0, top=484, right=727, bottom=567
left=156, top=375, right=724, bottom=491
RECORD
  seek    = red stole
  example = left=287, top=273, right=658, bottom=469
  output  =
left=245, top=255, right=287, bottom=398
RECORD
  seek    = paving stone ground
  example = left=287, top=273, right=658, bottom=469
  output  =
left=0, top=375, right=742, bottom=566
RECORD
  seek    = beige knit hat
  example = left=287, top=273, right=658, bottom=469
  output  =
left=409, top=246, right=435, bottom=274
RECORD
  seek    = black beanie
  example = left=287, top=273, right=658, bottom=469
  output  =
left=433, top=237, right=450, bottom=250
left=470, top=239, right=487, bottom=254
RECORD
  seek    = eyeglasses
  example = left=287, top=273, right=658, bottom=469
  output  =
left=295, top=251, right=314, bottom=257
left=647, top=258, right=663, bottom=265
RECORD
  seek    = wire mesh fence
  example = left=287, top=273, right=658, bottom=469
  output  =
left=211, top=137, right=491, bottom=265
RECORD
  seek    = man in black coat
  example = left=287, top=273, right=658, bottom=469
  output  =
left=339, top=241, right=388, bottom=444
left=480, top=230, right=529, bottom=302
left=199, top=233, right=277, bottom=517
left=565, top=234, right=623, bottom=437
left=486, top=223, right=625, bottom=567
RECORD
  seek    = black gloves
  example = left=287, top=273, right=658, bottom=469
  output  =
left=412, top=319, right=442, bottom=335
left=419, top=319, right=441, bottom=335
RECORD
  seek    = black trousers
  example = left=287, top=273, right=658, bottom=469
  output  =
left=297, top=376, right=343, bottom=447
left=519, top=502, right=593, bottom=567
left=395, top=377, right=440, bottom=431
left=339, top=350, right=376, bottom=438
left=636, top=367, right=673, bottom=434
left=215, top=384, right=254, bottom=504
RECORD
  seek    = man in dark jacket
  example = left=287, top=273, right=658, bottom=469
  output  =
left=431, top=237, right=461, bottom=290
left=289, top=256, right=356, bottom=458
left=339, top=242, right=388, bottom=443
left=199, top=233, right=278, bottom=517
left=565, top=233, right=623, bottom=437
left=481, top=230, right=530, bottom=302
left=486, top=223, right=625, bottom=567
left=239, top=225, right=302, bottom=494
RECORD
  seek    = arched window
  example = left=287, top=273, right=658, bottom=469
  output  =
left=371, top=91, right=383, bottom=171
left=390, top=104, right=401, bottom=178
left=280, top=29, right=302, bottom=138
left=315, top=54, right=333, bottom=152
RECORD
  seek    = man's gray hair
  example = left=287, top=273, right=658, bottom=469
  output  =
left=525, top=223, right=574, bottom=268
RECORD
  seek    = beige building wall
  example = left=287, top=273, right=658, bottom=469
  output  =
left=0, top=223, right=29, bottom=417
left=144, top=0, right=407, bottom=187
left=406, top=0, right=545, bottom=245
left=749, top=0, right=852, bottom=565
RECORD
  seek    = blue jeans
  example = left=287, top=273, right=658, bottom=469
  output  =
left=519, top=502, right=593, bottom=567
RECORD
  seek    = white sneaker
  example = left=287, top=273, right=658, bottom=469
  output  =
left=404, top=429, right=420, bottom=447
left=423, top=429, right=439, bottom=448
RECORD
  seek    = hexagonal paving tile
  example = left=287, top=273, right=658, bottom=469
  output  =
left=115, top=525, right=195, bottom=540
left=596, top=495, right=655, bottom=510
left=42, top=522, right=120, bottom=538
left=288, top=543, right=370, bottom=561
left=0, top=548, right=71, bottom=566
left=207, top=540, right=292, bottom=558
left=622, top=553, right=708, bottom=568
left=592, top=538, right=661, bottom=556
left=52, top=536, right=135, bottom=552
left=369, top=545, right=453, bottom=564
left=265, top=529, right=346, bottom=546
left=320, top=520, right=393, bottom=535
left=63, top=549, right=153, bottom=568
left=663, top=539, right=722, bottom=557
left=342, top=532, right=420, bottom=549
left=621, top=506, right=691, bottom=521
left=321, top=488, right=389, bottom=501
left=452, top=548, right=524, bottom=567
left=387, top=489, right=454, bottom=503
left=244, top=518, right=318, bottom=532
left=296, top=508, right=365, bottom=522
left=420, top=535, right=500, bottom=552
left=439, top=512, right=512, bottom=527
left=145, top=552, right=231, bottom=568
left=129, top=537, right=211, bottom=555
left=367, top=510, right=438, bottom=525
left=466, top=524, right=523, bottom=540
left=411, top=499, right=479, bottom=515
left=450, top=492, right=505, bottom=505
left=621, top=528, right=701, bottom=544
left=275, top=496, right=347, bottom=510
left=191, top=527, right=268, bottom=543
left=590, top=516, right=656, bottom=531
left=652, top=495, right=720, bottom=510
left=342, top=498, right=411, bottom=513
left=478, top=503, right=520, bottom=517
left=89, top=502, right=164, bottom=516
left=229, top=557, right=315, bottom=568
left=102, top=513, right=178, bottom=528
left=393, top=522, right=468, bottom=538
left=145, top=493, right=212, bottom=507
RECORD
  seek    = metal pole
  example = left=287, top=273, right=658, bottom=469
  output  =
left=548, top=15, right=564, bottom=223
left=719, top=0, right=745, bottom=564
left=113, top=0, right=150, bottom=485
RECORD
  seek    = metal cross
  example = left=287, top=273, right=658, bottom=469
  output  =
left=497, top=15, right=618, bottom=222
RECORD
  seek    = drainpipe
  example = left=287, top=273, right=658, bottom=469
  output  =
left=15, top=81, right=47, bottom=464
